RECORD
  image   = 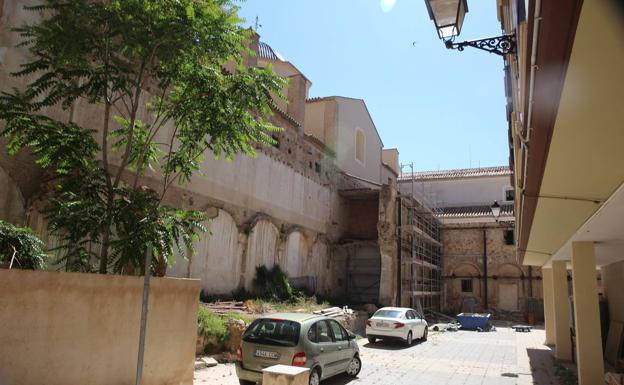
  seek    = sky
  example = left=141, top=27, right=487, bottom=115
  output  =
left=237, top=0, right=509, bottom=172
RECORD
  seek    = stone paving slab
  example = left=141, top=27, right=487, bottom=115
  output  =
left=194, top=327, right=556, bottom=385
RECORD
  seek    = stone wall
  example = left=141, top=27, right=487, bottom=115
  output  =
left=0, top=269, right=200, bottom=385
left=441, top=222, right=542, bottom=316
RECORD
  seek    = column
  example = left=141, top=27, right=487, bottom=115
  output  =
left=552, top=260, right=572, bottom=360
left=571, top=241, right=604, bottom=385
left=542, top=267, right=555, bottom=345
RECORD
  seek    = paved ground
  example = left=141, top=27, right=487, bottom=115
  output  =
left=194, top=327, right=557, bottom=385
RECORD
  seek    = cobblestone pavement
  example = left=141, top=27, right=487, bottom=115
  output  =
left=194, top=327, right=555, bottom=385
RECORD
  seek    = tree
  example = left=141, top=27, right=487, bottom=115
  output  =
left=0, top=0, right=285, bottom=274
left=0, top=220, right=47, bottom=270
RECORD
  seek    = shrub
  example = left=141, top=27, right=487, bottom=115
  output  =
left=0, top=220, right=47, bottom=270
left=252, top=265, right=301, bottom=302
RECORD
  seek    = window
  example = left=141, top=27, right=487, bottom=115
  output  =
left=328, top=320, right=347, bottom=342
left=505, top=188, right=515, bottom=201
left=314, top=162, right=321, bottom=173
left=405, top=311, right=415, bottom=320
left=504, top=230, right=515, bottom=245
left=355, top=128, right=365, bottom=164
left=461, top=279, right=473, bottom=293
left=243, top=318, right=300, bottom=347
left=307, top=321, right=332, bottom=344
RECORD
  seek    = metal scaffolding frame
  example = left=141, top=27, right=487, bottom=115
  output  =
left=397, top=163, right=443, bottom=312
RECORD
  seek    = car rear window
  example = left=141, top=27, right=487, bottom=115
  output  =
left=243, top=318, right=301, bottom=347
left=373, top=309, right=403, bottom=318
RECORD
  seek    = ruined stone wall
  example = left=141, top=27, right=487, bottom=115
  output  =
left=441, top=222, right=542, bottom=316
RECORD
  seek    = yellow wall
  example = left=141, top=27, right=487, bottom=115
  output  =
left=0, top=269, right=200, bottom=385
left=602, top=261, right=624, bottom=322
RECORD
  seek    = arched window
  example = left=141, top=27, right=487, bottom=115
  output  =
left=355, top=128, right=365, bottom=165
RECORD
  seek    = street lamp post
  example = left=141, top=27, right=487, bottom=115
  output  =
left=490, top=200, right=501, bottom=222
left=423, top=0, right=516, bottom=56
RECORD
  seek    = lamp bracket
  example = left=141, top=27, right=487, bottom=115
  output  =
left=445, top=34, right=516, bottom=56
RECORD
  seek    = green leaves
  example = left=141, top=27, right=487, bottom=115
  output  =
left=0, top=220, right=48, bottom=270
left=1, top=0, right=287, bottom=275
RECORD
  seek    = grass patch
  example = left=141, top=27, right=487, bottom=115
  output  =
left=248, top=296, right=330, bottom=314
left=197, top=307, right=250, bottom=342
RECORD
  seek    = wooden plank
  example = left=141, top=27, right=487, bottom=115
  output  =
left=605, top=320, right=624, bottom=366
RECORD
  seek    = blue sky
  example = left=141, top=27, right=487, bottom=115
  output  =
left=237, top=0, right=509, bottom=172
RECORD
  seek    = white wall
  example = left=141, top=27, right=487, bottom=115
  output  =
left=335, top=97, right=383, bottom=184
left=399, top=175, right=513, bottom=207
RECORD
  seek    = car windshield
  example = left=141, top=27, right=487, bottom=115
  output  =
left=242, top=318, right=301, bottom=347
left=373, top=309, right=404, bottom=319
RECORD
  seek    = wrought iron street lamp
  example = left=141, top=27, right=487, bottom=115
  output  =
left=490, top=201, right=501, bottom=222
left=424, top=0, right=516, bottom=56
left=424, top=0, right=468, bottom=40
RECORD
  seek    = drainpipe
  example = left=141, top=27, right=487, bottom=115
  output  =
left=396, top=197, right=402, bottom=307
left=483, top=229, right=488, bottom=310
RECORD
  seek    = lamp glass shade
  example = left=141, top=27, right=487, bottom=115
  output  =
left=490, top=201, right=501, bottom=219
left=424, top=0, right=468, bottom=39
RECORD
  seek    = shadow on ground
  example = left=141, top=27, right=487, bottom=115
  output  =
left=322, top=373, right=358, bottom=385
left=362, top=339, right=426, bottom=351
left=526, top=347, right=558, bottom=385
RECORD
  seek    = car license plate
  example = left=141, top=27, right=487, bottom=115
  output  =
left=254, top=350, right=279, bottom=359
left=377, top=321, right=388, bottom=328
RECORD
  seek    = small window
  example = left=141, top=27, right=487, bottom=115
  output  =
left=355, top=128, right=365, bottom=164
left=314, top=162, right=321, bottom=173
left=505, top=188, right=515, bottom=201
left=504, top=230, right=515, bottom=245
left=461, top=279, right=473, bottom=293
left=405, top=311, right=415, bottom=320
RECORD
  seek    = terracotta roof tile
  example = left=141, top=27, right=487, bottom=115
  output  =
left=438, top=204, right=514, bottom=218
left=399, top=166, right=512, bottom=181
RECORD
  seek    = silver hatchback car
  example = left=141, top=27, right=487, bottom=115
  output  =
left=236, top=313, right=361, bottom=385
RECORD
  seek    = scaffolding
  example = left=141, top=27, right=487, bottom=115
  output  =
left=397, top=163, right=443, bottom=312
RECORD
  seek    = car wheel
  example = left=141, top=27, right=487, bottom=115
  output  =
left=346, top=355, right=362, bottom=377
left=239, top=380, right=255, bottom=385
left=422, top=327, right=428, bottom=341
left=405, top=331, right=413, bottom=346
left=309, top=368, right=321, bottom=385
left=367, top=337, right=376, bottom=344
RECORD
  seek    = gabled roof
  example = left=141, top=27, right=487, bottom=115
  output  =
left=305, top=96, right=384, bottom=148
left=399, top=166, right=512, bottom=181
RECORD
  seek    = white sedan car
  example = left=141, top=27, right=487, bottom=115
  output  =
left=365, top=307, right=428, bottom=346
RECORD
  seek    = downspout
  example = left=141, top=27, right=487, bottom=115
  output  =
left=528, top=265, right=533, bottom=297
left=396, top=197, right=402, bottom=307
left=483, top=228, right=488, bottom=310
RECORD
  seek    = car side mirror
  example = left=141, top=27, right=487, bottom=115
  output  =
left=347, top=332, right=356, bottom=340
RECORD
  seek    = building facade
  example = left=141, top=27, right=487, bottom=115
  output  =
left=497, top=1, right=623, bottom=383
left=0, top=3, right=408, bottom=306
left=399, top=166, right=543, bottom=319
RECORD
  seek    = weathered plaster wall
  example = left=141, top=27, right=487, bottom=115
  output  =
left=0, top=166, right=25, bottom=224
left=0, top=269, right=200, bottom=385
left=441, top=223, right=542, bottom=314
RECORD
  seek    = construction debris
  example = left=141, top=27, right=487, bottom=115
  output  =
left=201, top=301, right=249, bottom=315
left=313, top=306, right=354, bottom=317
